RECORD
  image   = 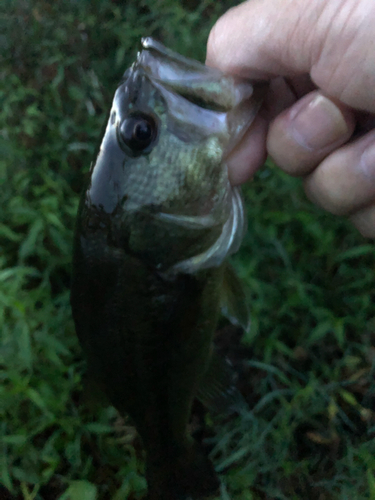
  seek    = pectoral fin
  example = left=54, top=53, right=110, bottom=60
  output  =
left=220, top=263, right=251, bottom=332
left=196, top=348, right=248, bottom=415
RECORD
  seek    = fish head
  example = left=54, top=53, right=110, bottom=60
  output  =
left=83, top=38, right=266, bottom=272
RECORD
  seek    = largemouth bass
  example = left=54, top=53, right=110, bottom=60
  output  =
left=71, top=38, right=265, bottom=499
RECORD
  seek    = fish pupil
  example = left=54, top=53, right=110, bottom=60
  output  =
left=134, top=120, right=151, bottom=141
left=119, top=114, right=156, bottom=152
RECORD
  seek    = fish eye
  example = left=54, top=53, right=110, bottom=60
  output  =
left=118, top=113, right=157, bottom=153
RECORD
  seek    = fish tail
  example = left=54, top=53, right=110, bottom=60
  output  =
left=146, top=443, right=220, bottom=500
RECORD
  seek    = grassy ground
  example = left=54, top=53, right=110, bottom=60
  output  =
left=1, top=1, right=375, bottom=499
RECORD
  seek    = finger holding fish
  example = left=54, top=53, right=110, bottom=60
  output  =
left=207, top=0, right=375, bottom=236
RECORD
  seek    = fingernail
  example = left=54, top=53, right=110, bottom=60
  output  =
left=360, top=139, right=375, bottom=180
left=290, top=93, right=349, bottom=150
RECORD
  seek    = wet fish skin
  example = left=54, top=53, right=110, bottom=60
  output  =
left=71, top=38, right=265, bottom=499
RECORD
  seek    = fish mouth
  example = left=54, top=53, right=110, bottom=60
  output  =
left=131, top=38, right=267, bottom=154
left=137, top=37, right=256, bottom=112
left=124, top=43, right=229, bottom=144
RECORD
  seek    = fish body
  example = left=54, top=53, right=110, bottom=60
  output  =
left=71, top=38, right=265, bottom=499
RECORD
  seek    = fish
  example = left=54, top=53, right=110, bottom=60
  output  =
left=70, top=38, right=266, bottom=500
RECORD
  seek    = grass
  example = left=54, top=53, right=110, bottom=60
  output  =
left=1, top=0, right=375, bottom=499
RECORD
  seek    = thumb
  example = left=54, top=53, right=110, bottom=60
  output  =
left=206, top=0, right=374, bottom=111
left=206, top=0, right=327, bottom=77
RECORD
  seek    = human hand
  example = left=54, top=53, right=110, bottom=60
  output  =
left=206, top=0, right=375, bottom=237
